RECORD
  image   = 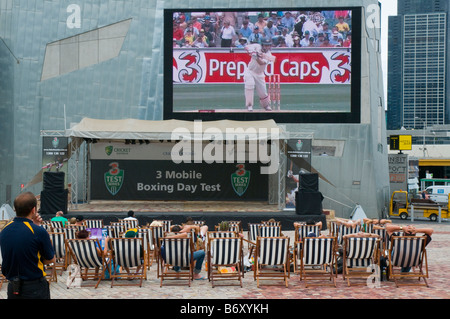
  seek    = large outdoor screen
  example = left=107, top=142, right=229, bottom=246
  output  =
left=164, top=8, right=361, bottom=123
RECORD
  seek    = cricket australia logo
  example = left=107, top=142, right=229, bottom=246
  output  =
left=105, top=145, right=113, bottom=156
left=104, top=162, right=124, bottom=196
left=231, top=164, right=250, bottom=196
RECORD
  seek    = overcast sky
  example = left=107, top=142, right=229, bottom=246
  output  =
left=379, top=0, right=398, bottom=104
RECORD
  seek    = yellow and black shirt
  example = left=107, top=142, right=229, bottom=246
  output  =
left=0, top=217, right=55, bottom=281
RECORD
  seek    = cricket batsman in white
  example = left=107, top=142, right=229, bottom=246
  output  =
left=244, top=38, right=276, bottom=112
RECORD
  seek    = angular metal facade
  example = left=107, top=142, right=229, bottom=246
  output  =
left=0, top=0, right=389, bottom=218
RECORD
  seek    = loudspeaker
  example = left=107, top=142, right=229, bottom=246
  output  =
left=298, top=173, right=319, bottom=192
left=43, top=172, right=65, bottom=191
left=295, top=190, right=323, bottom=215
left=40, top=189, right=68, bottom=215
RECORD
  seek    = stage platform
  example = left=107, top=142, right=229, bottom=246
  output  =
left=50, top=200, right=327, bottom=231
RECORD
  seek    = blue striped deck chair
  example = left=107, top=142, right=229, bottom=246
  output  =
left=118, top=219, right=139, bottom=229
left=48, top=231, right=68, bottom=277
left=294, top=224, right=322, bottom=242
left=259, top=225, right=282, bottom=238
left=247, top=223, right=262, bottom=243
left=388, top=235, right=429, bottom=287
left=261, top=220, right=281, bottom=226
left=329, top=221, right=339, bottom=237
left=299, top=237, right=337, bottom=287
left=371, top=227, right=389, bottom=256
left=85, top=219, right=104, bottom=229
left=255, top=236, right=290, bottom=287
left=109, top=237, right=147, bottom=287
left=50, top=220, right=64, bottom=229
left=150, top=225, right=165, bottom=278
left=105, top=225, right=125, bottom=238
left=41, top=221, right=53, bottom=232
left=67, top=238, right=110, bottom=288
left=159, top=237, right=194, bottom=287
left=343, top=236, right=380, bottom=286
left=206, top=231, right=238, bottom=280
left=154, top=220, right=172, bottom=232
left=215, top=221, right=241, bottom=234
left=209, top=237, right=243, bottom=287
left=136, top=228, right=152, bottom=269
left=63, top=227, right=78, bottom=240
left=68, top=225, right=87, bottom=233
left=207, top=231, right=237, bottom=240
left=337, top=224, right=361, bottom=245
left=245, top=223, right=262, bottom=258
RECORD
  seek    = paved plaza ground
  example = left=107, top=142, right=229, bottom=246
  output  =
left=2, top=220, right=449, bottom=300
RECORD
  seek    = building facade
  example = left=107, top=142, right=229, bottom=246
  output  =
left=0, top=1, right=389, bottom=218
left=387, top=0, right=449, bottom=130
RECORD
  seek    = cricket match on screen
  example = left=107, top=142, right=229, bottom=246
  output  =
left=171, top=10, right=352, bottom=113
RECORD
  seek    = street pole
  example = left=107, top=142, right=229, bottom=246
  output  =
left=415, top=117, right=426, bottom=157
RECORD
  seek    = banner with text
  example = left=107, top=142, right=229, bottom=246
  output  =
left=42, top=136, right=70, bottom=186
left=173, top=48, right=351, bottom=85
left=90, top=160, right=268, bottom=201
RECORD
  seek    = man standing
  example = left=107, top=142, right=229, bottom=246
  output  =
left=243, top=38, right=275, bottom=112
left=0, top=192, right=55, bottom=299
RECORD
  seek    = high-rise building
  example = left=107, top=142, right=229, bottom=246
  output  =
left=387, top=0, right=449, bottom=130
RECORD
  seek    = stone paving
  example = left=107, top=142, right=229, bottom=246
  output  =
left=1, top=220, right=449, bottom=301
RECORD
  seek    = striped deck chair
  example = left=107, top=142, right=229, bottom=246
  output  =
left=136, top=230, right=149, bottom=270
left=299, top=237, right=337, bottom=287
left=215, top=221, right=241, bottom=234
left=68, top=225, right=87, bottom=232
left=109, top=237, right=147, bottom=287
left=66, top=238, right=110, bottom=288
left=62, top=228, right=78, bottom=265
left=136, top=228, right=152, bottom=269
left=159, top=237, right=194, bottom=287
left=41, top=221, right=53, bottom=232
left=207, top=231, right=239, bottom=280
left=337, top=224, right=361, bottom=245
left=151, top=225, right=165, bottom=278
left=154, top=220, right=172, bottom=232
left=209, top=237, right=243, bottom=287
left=259, top=225, right=281, bottom=238
left=85, top=219, right=104, bottom=228
left=105, top=225, right=125, bottom=238
left=255, top=236, right=290, bottom=288
left=371, top=227, right=389, bottom=256
left=48, top=232, right=68, bottom=277
left=329, top=221, right=339, bottom=237
left=247, top=223, right=262, bottom=243
left=294, top=224, right=322, bottom=243
left=388, top=235, right=429, bottom=287
left=343, top=236, right=380, bottom=286
left=119, top=219, right=139, bottom=229
left=63, top=227, right=78, bottom=240
left=245, top=223, right=262, bottom=257
left=50, top=220, right=64, bottom=229
left=261, top=220, right=281, bottom=226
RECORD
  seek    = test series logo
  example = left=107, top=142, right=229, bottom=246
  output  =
left=104, top=162, right=124, bottom=196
